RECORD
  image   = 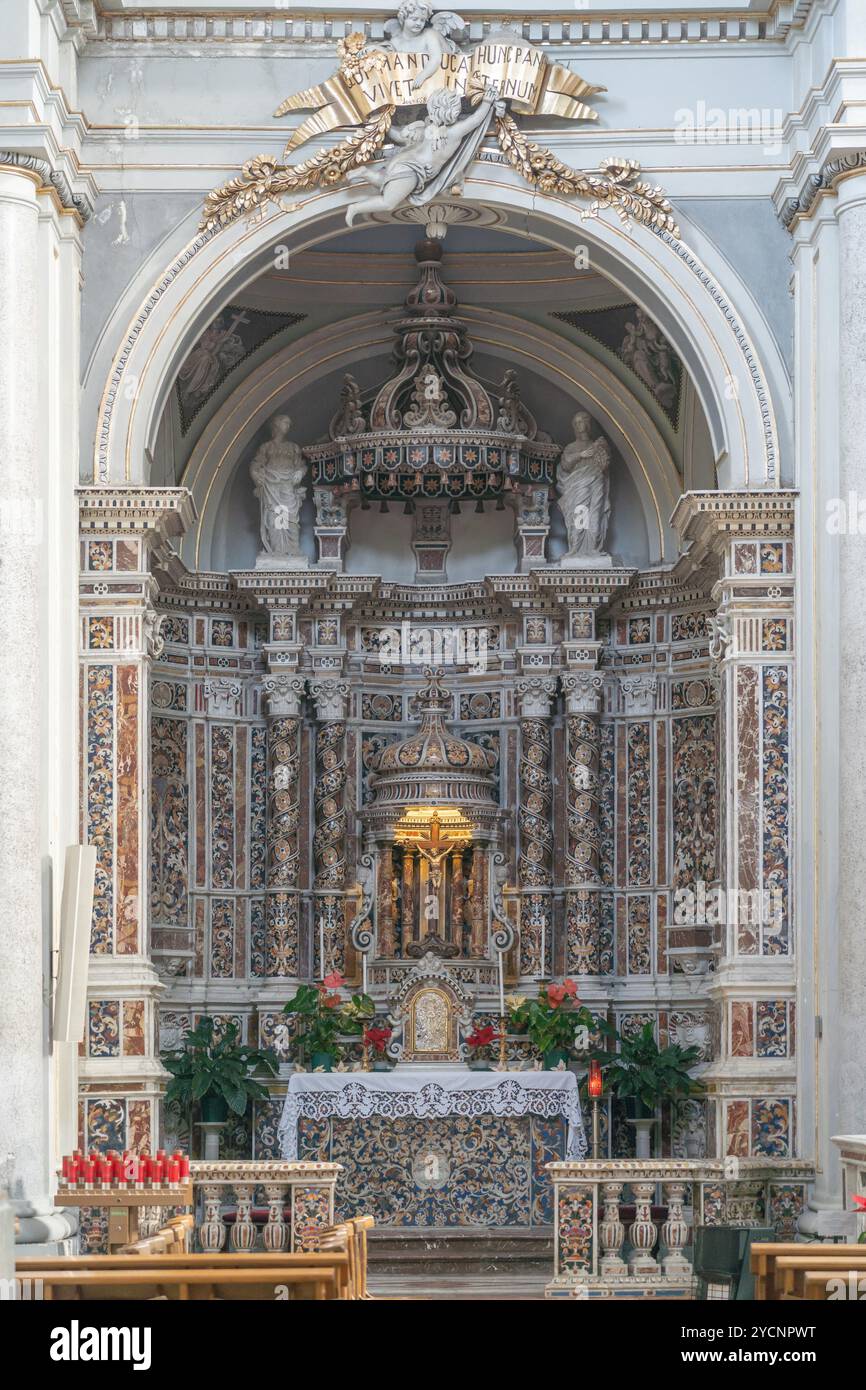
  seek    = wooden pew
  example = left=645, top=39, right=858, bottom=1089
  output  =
left=774, top=1254, right=866, bottom=1300
left=801, top=1269, right=866, bottom=1301
left=751, top=1242, right=866, bottom=1300
left=16, top=1251, right=352, bottom=1301
left=306, top=1216, right=376, bottom=1300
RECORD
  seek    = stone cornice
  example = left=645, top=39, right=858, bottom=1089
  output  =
left=672, top=489, right=796, bottom=555
left=779, top=148, right=866, bottom=231
left=77, top=485, right=197, bottom=537
left=0, top=149, right=94, bottom=222
left=86, top=11, right=783, bottom=52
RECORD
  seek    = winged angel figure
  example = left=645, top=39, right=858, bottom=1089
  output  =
left=383, top=2, right=468, bottom=90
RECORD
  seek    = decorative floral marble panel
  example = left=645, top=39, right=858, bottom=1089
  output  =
left=88, top=1000, right=120, bottom=1057
left=210, top=725, right=235, bottom=889
left=249, top=726, right=267, bottom=890
left=150, top=715, right=188, bottom=926
left=626, top=722, right=651, bottom=885
left=762, top=665, right=790, bottom=954
left=671, top=714, right=717, bottom=889
left=86, top=664, right=114, bottom=954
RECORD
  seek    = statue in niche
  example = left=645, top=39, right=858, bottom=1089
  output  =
left=250, top=414, right=308, bottom=568
left=382, top=3, right=467, bottom=91
left=556, top=410, right=613, bottom=567
left=620, top=307, right=678, bottom=411
left=465, top=872, right=486, bottom=957
left=345, top=86, right=505, bottom=225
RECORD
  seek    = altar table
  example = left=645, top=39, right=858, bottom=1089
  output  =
left=278, top=1069, right=587, bottom=1228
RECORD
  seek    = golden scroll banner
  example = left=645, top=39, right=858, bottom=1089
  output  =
left=281, top=42, right=604, bottom=156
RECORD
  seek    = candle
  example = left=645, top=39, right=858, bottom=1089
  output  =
left=540, top=918, right=546, bottom=979
left=497, top=949, right=505, bottom=1017
left=318, top=916, right=325, bottom=979
left=178, top=1153, right=190, bottom=1180
left=362, top=951, right=368, bottom=996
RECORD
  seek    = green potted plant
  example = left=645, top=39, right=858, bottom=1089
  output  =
left=283, top=971, right=375, bottom=1071
left=161, top=1016, right=277, bottom=1124
left=507, top=980, right=593, bottom=1070
left=591, top=1020, right=704, bottom=1156
left=464, top=1023, right=500, bottom=1070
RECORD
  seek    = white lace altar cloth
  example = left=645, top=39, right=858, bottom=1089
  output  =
left=278, top=1068, right=587, bottom=1161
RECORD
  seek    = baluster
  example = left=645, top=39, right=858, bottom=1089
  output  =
left=199, top=1182, right=227, bottom=1253
left=230, top=1183, right=256, bottom=1252
left=661, top=1180, right=692, bottom=1278
left=263, top=1183, right=289, bottom=1252
left=627, top=1180, right=658, bottom=1274
left=138, top=1205, right=160, bottom=1239
left=598, top=1181, right=627, bottom=1277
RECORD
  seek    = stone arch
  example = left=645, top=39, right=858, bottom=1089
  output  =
left=90, top=163, right=787, bottom=497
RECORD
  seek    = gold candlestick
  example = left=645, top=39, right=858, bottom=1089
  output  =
left=362, top=1038, right=371, bottom=1072
left=498, top=1015, right=508, bottom=1070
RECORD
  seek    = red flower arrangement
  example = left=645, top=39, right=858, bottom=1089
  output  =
left=363, top=1025, right=393, bottom=1056
left=466, top=1024, right=501, bottom=1053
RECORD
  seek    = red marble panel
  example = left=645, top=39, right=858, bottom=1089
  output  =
left=726, top=1099, right=750, bottom=1157
left=194, top=897, right=205, bottom=977
left=116, top=665, right=140, bottom=954
left=122, top=999, right=145, bottom=1056
left=731, top=1001, right=754, bottom=1056
left=115, top=539, right=139, bottom=571
left=234, top=897, right=246, bottom=978
left=615, top=895, right=627, bottom=975
left=127, top=1099, right=151, bottom=1155
left=656, top=892, right=667, bottom=974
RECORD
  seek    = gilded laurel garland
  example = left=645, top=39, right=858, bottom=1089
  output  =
left=200, top=111, right=394, bottom=233
left=494, top=115, right=680, bottom=235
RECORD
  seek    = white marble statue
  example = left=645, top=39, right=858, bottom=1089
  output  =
left=556, top=410, right=613, bottom=566
left=250, top=414, right=308, bottom=568
left=345, top=86, right=504, bottom=225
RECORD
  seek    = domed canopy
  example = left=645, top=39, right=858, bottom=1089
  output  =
left=366, top=668, right=498, bottom=824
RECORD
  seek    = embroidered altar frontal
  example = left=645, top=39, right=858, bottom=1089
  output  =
left=282, top=1070, right=585, bottom=1227
left=298, top=1113, right=566, bottom=1227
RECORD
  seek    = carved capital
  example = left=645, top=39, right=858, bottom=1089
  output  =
left=203, top=677, right=241, bottom=716
left=515, top=675, right=558, bottom=718
left=619, top=674, right=657, bottom=716
left=561, top=671, right=604, bottom=716
left=309, top=677, right=350, bottom=721
left=262, top=673, right=306, bottom=718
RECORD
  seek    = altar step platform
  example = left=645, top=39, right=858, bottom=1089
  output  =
left=367, top=1227, right=553, bottom=1301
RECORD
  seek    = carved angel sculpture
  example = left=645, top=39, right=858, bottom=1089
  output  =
left=383, top=3, right=467, bottom=90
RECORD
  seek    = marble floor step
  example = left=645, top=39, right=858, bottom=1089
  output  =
left=367, top=1226, right=554, bottom=1277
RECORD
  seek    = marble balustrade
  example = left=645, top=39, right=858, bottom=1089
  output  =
left=545, top=1158, right=815, bottom=1298
left=137, top=1161, right=342, bottom=1254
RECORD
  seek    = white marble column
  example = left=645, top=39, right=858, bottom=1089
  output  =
left=836, top=184, right=866, bottom=1144
left=0, top=167, right=45, bottom=1207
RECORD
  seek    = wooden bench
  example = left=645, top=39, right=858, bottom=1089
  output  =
left=774, top=1254, right=866, bottom=1300
left=750, top=1242, right=866, bottom=1300
left=800, top=1269, right=866, bottom=1301
left=306, top=1217, right=375, bottom=1300
left=16, top=1250, right=352, bottom=1301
